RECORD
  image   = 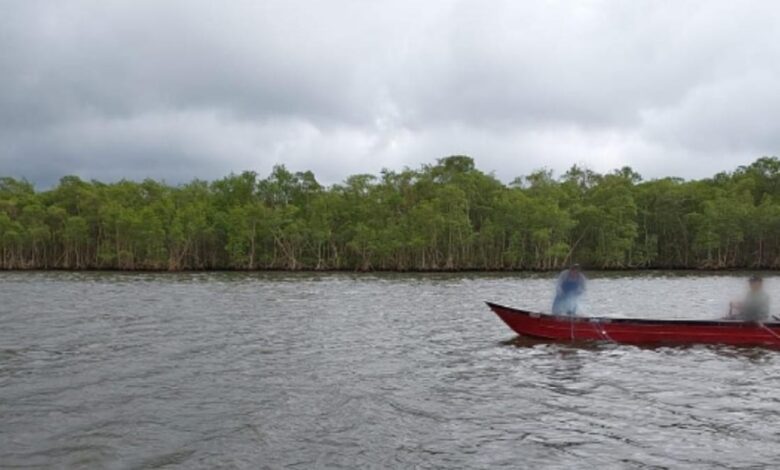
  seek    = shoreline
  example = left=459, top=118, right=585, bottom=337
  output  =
left=1, top=267, right=777, bottom=274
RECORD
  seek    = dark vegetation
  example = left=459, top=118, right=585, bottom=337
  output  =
left=2, top=156, right=780, bottom=271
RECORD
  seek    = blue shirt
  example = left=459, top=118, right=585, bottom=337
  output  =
left=556, top=270, right=586, bottom=297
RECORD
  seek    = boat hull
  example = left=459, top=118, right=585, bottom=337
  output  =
left=486, top=302, right=780, bottom=347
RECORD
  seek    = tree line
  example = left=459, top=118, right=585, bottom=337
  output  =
left=2, top=155, right=780, bottom=271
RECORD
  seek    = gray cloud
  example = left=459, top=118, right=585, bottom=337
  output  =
left=1, top=0, right=779, bottom=187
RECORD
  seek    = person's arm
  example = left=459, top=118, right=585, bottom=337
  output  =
left=578, top=273, right=587, bottom=293
left=726, top=301, right=739, bottom=318
left=759, top=294, right=770, bottom=320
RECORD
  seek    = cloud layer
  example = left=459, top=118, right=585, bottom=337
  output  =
left=2, top=0, right=780, bottom=186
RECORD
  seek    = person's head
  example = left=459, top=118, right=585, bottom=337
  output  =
left=749, top=275, right=763, bottom=291
left=569, top=263, right=581, bottom=275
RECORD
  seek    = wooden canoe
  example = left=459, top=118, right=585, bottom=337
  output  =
left=486, top=301, right=780, bottom=347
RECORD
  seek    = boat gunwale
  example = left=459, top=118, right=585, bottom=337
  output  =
left=484, top=301, right=780, bottom=328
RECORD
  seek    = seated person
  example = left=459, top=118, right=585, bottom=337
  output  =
left=727, top=276, right=769, bottom=322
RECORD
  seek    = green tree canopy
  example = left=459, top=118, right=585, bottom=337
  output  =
left=1, top=155, right=779, bottom=270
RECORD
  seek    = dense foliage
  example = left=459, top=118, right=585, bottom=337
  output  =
left=2, top=156, right=780, bottom=271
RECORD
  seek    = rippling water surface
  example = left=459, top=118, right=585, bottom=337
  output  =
left=2, top=271, right=780, bottom=468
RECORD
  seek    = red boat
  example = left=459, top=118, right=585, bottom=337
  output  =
left=486, top=301, right=780, bottom=347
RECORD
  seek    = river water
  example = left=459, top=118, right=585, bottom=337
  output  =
left=2, top=271, right=780, bottom=468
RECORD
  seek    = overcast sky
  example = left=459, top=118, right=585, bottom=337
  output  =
left=2, top=1, right=780, bottom=187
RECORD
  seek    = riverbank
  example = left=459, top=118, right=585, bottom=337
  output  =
left=2, top=266, right=776, bottom=274
left=4, top=156, right=780, bottom=272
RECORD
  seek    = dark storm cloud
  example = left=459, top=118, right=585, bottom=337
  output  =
left=1, top=0, right=780, bottom=187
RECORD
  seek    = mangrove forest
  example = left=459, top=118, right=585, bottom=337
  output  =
left=2, top=155, right=780, bottom=271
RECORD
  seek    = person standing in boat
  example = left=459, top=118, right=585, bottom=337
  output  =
left=552, top=264, right=586, bottom=315
left=727, top=275, right=769, bottom=322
